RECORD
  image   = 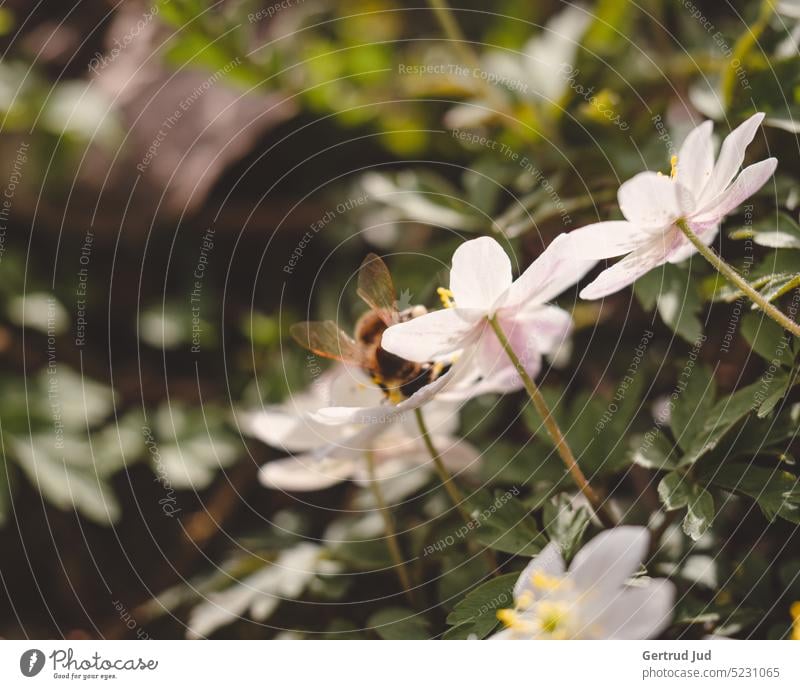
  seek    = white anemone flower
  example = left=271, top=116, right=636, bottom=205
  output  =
left=380, top=234, right=592, bottom=389
left=243, top=365, right=479, bottom=491
left=492, top=526, right=675, bottom=640
left=571, top=113, right=777, bottom=299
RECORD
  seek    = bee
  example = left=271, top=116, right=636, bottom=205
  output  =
left=290, top=254, right=447, bottom=401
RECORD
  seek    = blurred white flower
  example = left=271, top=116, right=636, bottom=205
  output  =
left=444, top=4, right=592, bottom=127
left=244, top=365, right=478, bottom=491
left=380, top=235, right=592, bottom=390
left=187, top=542, right=334, bottom=638
left=571, top=113, right=777, bottom=299
left=492, top=526, right=675, bottom=639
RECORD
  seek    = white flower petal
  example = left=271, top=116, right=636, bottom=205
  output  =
left=586, top=579, right=676, bottom=640
left=666, top=221, right=719, bottom=264
left=449, top=236, right=513, bottom=310
left=477, top=316, right=541, bottom=383
left=259, top=455, right=356, bottom=491
left=579, top=235, right=676, bottom=299
left=569, top=526, right=650, bottom=596
left=693, top=157, right=777, bottom=223
left=243, top=409, right=336, bottom=452
left=618, top=172, right=691, bottom=227
left=700, top=112, right=765, bottom=205
left=567, top=220, right=658, bottom=260
left=502, top=233, right=595, bottom=308
left=513, top=541, right=566, bottom=599
left=676, top=120, right=715, bottom=196
left=520, top=304, right=573, bottom=357
left=380, top=307, right=481, bottom=362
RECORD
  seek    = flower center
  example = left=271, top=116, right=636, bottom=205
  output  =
left=657, top=154, right=678, bottom=180
left=437, top=287, right=455, bottom=308
left=496, top=570, right=576, bottom=638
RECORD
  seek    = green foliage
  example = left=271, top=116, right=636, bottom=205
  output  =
left=445, top=573, right=519, bottom=639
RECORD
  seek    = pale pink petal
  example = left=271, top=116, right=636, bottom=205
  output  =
left=566, top=220, right=658, bottom=260
left=259, top=455, right=355, bottom=491
left=583, top=580, right=675, bottom=640
left=513, top=542, right=566, bottom=599
left=579, top=235, right=674, bottom=299
left=502, top=233, right=595, bottom=308
left=477, top=315, right=542, bottom=383
left=449, top=236, right=513, bottom=310
left=699, top=112, right=765, bottom=205
left=675, top=120, right=715, bottom=196
left=380, top=307, right=481, bottom=362
left=569, top=526, right=650, bottom=596
left=692, top=157, right=777, bottom=223
left=618, top=172, right=691, bottom=227
left=519, top=305, right=573, bottom=357
left=666, top=221, right=719, bottom=264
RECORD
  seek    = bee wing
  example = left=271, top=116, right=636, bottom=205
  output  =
left=290, top=321, right=365, bottom=366
left=357, top=253, right=398, bottom=326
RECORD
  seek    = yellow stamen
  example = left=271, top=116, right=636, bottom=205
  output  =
left=536, top=601, right=569, bottom=636
left=670, top=154, right=678, bottom=179
left=497, top=608, right=519, bottom=629
left=531, top=571, right=565, bottom=592
left=437, top=287, right=455, bottom=308
left=516, top=591, right=534, bottom=609
left=790, top=601, right=800, bottom=640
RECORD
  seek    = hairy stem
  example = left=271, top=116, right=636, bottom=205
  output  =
left=365, top=450, right=418, bottom=606
left=676, top=218, right=800, bottom=338
left=487, top=315, right=617, bottom=528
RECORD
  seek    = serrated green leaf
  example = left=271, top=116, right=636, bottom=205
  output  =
left=711, top=463, right=800, bottom=523
left=671, top=364, right=716, bottom=450
left=543, top=494, right=589, bottom=561
left=678, top=381, right=762, bottom=467
left=658, top=471, right=691, bottom=510
left=630, top=432, right=680, bottom=470
left=471, top=491, right=546, bottom=556
left=728, top=212, right=800, bottom=250
left=683, top=486, right=714, bottom=541
left=445, top=572, right=518, bottom=639
left=741, top=312, right=793, bottom=363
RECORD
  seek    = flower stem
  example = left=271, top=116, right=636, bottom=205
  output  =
left=720, top=0, right=774, bottom=107
left=365, top=450, right=418, bottom=606
left=426, top=0, right=482, bottom=72
left=414, top=407, right=497, bottom=570
left=487, top=315, right=617, bottom=528
left=676, top=218, right=800, bottom=338
left=414, top=407, right=472, bottom=522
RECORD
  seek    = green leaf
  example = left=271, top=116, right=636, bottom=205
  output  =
left=472, top=491, right=546, bottom=556
left=741, top=312, right=793, bottom=363
left=711, top=463, right=800, bottom=523
left=658, top=471, right=691, bottom=510
left=728, top=212, right=800, bottom=250
left=678, top=381, right=762, bottom=467
left=445, top=573, right=519, bottom=639
left=543, top=494, right=589, bottom=561
left=670, top=364, right=716, bottom=450
left=683, top=486, right=714, bottom=541
left=630, top=432, right=680, bottom=471
left=368, top=607, right=431, bottom=640
left=635, top=264, right=703, bottom=344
